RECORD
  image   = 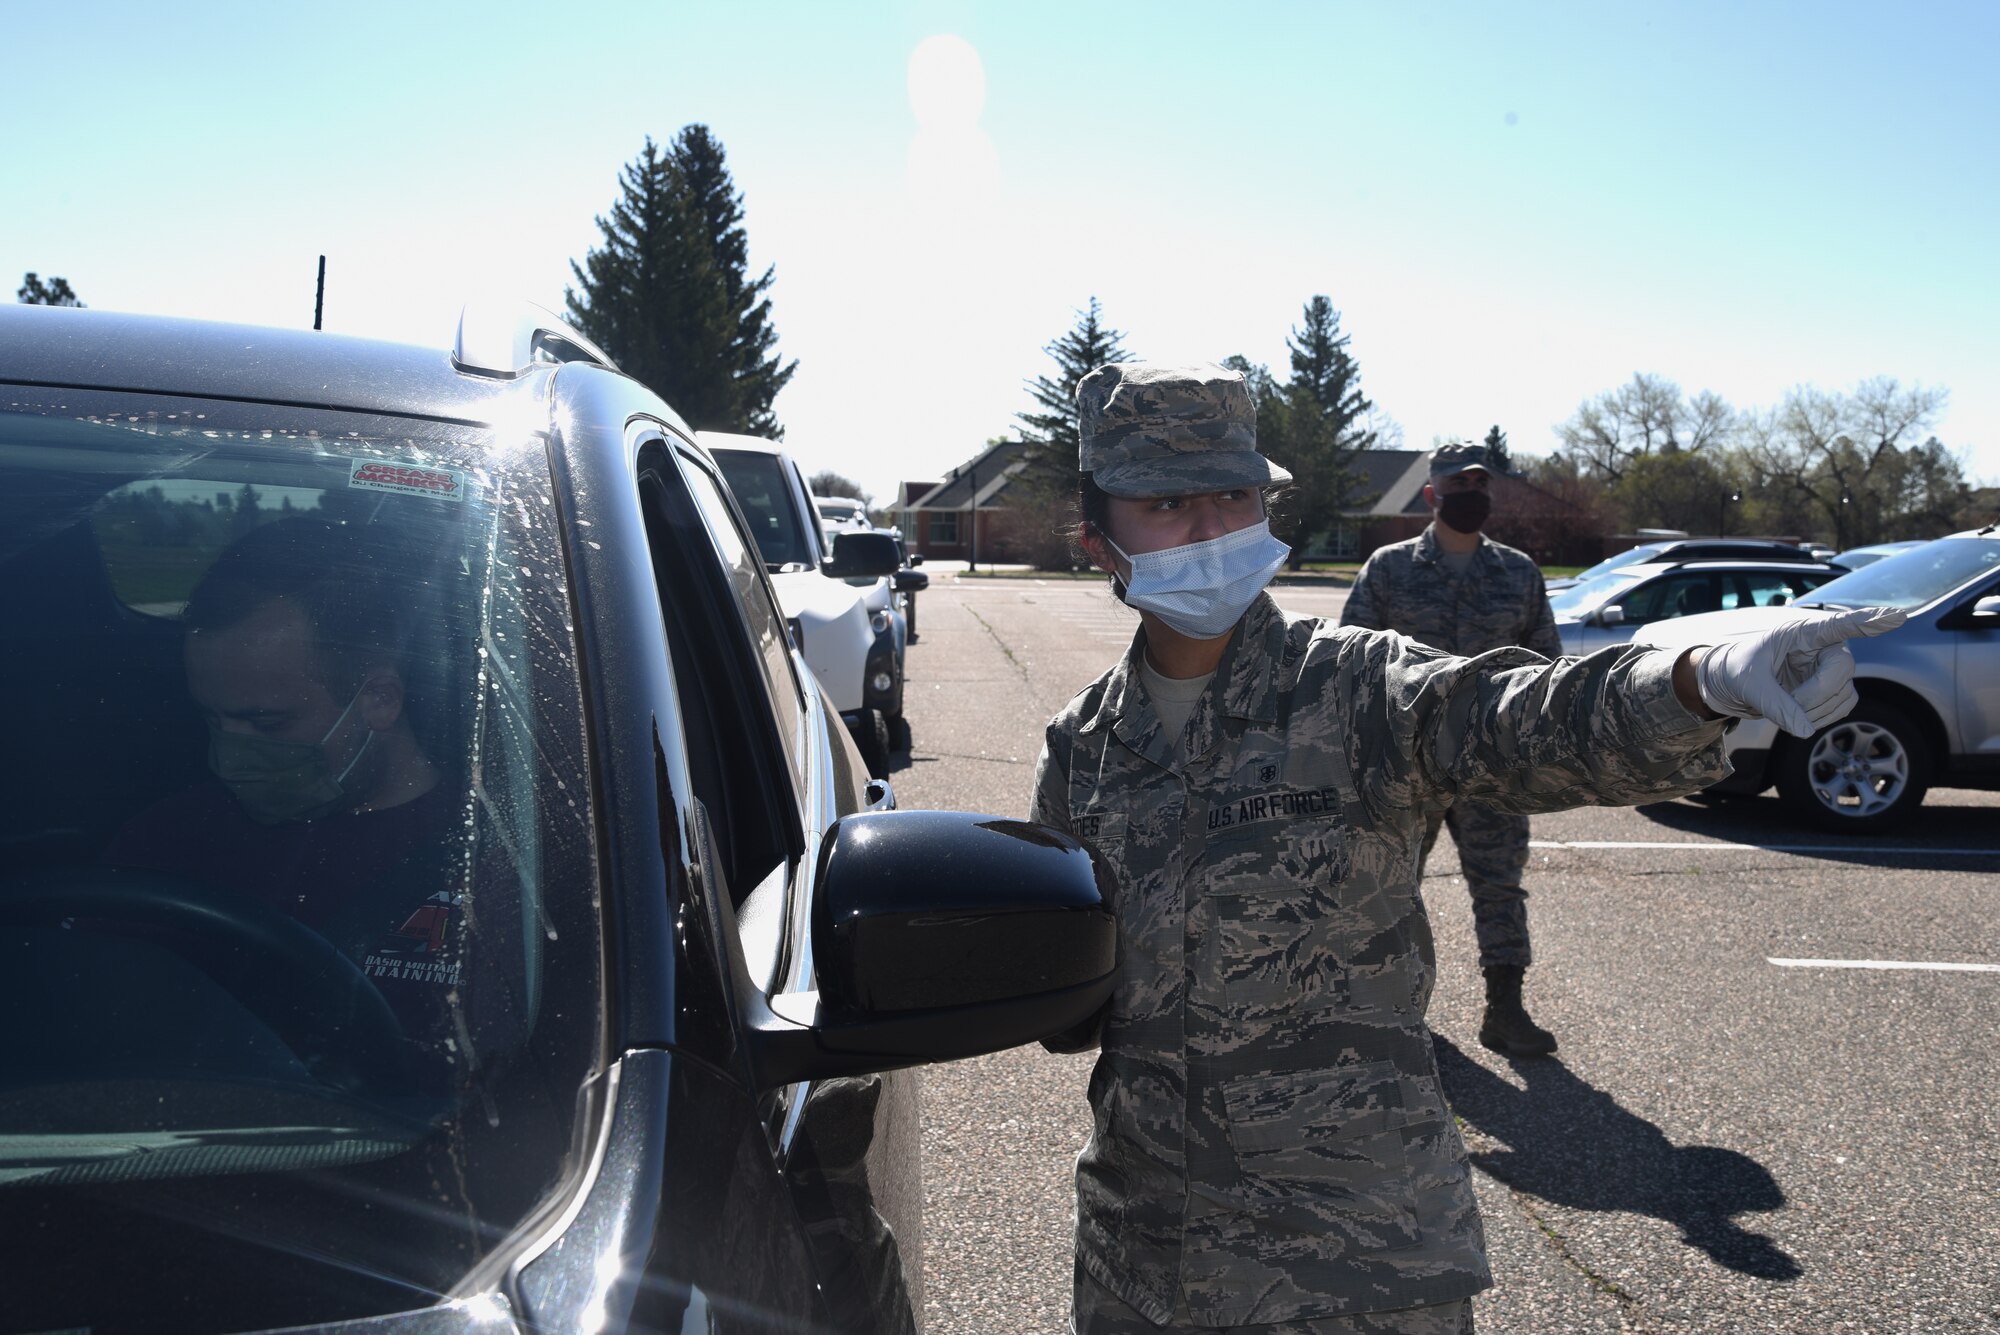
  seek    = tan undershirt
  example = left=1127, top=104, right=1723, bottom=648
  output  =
left=1139, top=654, right=1215, bottom=752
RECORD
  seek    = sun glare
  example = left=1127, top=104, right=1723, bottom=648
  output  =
left=905, top=34, right=1000, bottom=217
left=907, top=34, right=985, bottom=129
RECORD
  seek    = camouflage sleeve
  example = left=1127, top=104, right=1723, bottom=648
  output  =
left=1340, top=631, right=1731, bottom=820
left=1338, top=554, right=1388, bottom=630
left=1030, top=734, right=1069, bottom=832
left=1522, top=564, right=1564, bottom=659
left=1030, top=726, right=1106, bottom=1054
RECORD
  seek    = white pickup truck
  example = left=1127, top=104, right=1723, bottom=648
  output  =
left=700, top=432, right=902, bottom=776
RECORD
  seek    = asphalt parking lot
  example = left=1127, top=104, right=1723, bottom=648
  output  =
left=895, top=574, right=2000, bottom=1335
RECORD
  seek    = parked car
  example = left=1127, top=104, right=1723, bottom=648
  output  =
left=813, top=494, right=869, bottom=529
left=1832, top=539, right=1928, bottom=570
left=702, top=434, right=904, bottom=776
left=884, top=527, right=930, bottom=644
left=811, top=498, right=918, bottom=744
left=1545, top=538, right=1825, bottom=591
left=1548, top=558, right=1841, bottom=654
left=0, top=302, right=1116, bottom=1335
left=1635, top=528, right=2000, bottom=831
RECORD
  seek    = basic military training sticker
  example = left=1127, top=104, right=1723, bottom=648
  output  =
left=349, top=458, right=467, bottom=502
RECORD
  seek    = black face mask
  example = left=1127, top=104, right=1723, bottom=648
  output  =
left=1437, top=490, right=1492, bottom=535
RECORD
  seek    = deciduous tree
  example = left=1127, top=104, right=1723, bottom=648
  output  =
left=1555, top=373, right=1737, bottom=481
left=807, top=470, right=869, bottom=502
left=1743, top=378, right=1952, bottom=548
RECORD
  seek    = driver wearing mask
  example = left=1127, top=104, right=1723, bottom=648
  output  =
left=107, top=519, right=471, bottom=1052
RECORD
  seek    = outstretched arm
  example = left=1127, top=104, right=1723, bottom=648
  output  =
left=1341, top=606, right=1904, bottom=819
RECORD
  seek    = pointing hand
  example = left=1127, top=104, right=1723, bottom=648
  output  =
left=1692, top=606, right=1907, bottom=738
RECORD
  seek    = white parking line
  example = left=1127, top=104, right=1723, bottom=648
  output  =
left=1768, top=958, right=2000, bottom=973
left=1530, top=839, right=1995, bottom=857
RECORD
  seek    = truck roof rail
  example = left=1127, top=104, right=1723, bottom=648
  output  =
left=452, top=299, right=620, bottom=379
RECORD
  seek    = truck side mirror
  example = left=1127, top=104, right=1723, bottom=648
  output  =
left=824, top=531, right=899, bottom=580
left=743, top=811, right=1117, bottom=1088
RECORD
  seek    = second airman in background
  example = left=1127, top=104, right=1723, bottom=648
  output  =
left=1340, top=442, right=1565, bottom=1057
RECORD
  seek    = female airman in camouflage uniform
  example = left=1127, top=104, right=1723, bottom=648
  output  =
left=1031, top=362, right=1899, bottom=1334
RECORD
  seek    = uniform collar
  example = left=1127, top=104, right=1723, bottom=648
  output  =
left=1081, top=592, right=1284, bottom=767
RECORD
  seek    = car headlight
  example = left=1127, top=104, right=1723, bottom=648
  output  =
left=870, top=610, right=893, bottom=636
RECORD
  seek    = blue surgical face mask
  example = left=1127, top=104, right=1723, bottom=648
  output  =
left=208, top=687, right=376, bottom=825
left=1105, top=520, right=1292, bottom=639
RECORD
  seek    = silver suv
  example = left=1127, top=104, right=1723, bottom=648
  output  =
left=1635, top=527, right=2000, bottom=831
left=1549, top=558, right=1840, bottom=655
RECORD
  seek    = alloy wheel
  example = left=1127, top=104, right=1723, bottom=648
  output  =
left=1805, top=719, right=1909, bottom=820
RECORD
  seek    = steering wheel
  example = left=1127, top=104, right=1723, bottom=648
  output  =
left=0, top=866, right=423, bottom=1094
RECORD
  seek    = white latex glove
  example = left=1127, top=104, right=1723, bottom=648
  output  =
left=1692, top=606, right=1907, bottom=738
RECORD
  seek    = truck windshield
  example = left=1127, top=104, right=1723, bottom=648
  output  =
left=0, top=389, right=602, bottom=1333
left=711, top=447, right=817, bottom=571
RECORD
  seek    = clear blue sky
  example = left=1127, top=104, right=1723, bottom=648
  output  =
left=7, top=1, right=1996, bottom=504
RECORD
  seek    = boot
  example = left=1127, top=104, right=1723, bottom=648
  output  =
left=1479, top=965, right=1557, bottom=1058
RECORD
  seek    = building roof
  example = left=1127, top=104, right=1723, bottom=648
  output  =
left=909, top=440, right=1032, bottom=510
left=894, top=479, right=943, bottom=509
left=1325, top=449, right=1433, bottom=517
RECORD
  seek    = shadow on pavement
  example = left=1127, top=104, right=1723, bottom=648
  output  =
left=1632, top=793, right=1999, bottom=863
left=1434, top=1034, right=1802, bottom=1281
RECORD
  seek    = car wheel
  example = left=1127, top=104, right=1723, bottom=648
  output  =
left=852, top=710, right=892, bottom=780
left=1774, top=700, right=1932, bottom=834
left=886, top=711, right=912, bottom=752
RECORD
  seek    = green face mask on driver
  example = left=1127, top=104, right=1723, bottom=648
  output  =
left=207, top=689, right=375, bottom=825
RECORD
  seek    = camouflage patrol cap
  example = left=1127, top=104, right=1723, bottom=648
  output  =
left=1077, top=361, right=1292, bottom=499
left=1429, top=440, right=1492, bottom=480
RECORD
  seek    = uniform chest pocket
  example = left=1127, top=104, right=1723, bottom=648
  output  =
left=1204, top=820, right=1356, bottom=1017
left=1069, top=810, right=1129, bottom=874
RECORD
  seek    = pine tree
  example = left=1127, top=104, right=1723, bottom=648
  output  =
left=1266, top=296, right=1375, bottom=564
left=565, top=137, right=682, bottom=399
left=1016, top=297, right=1133, bottom=483
left=672, top=125, right=796, bottom=437
left=1220, top=355, right=1291, bottom=458
left=566, top=127, right=797, bottom=437
left=17, top=273, right=83, bottom=306
left=1482, top=423, right=1514, bottom=475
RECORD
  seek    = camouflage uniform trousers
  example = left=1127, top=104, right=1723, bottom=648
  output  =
left=1418, top=800, right=1532, bottom=969
left=1074, top=1258, right=1475, bottom=1335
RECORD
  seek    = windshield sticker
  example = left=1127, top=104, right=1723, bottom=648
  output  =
left=349, top=458, right=467, bottom=502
